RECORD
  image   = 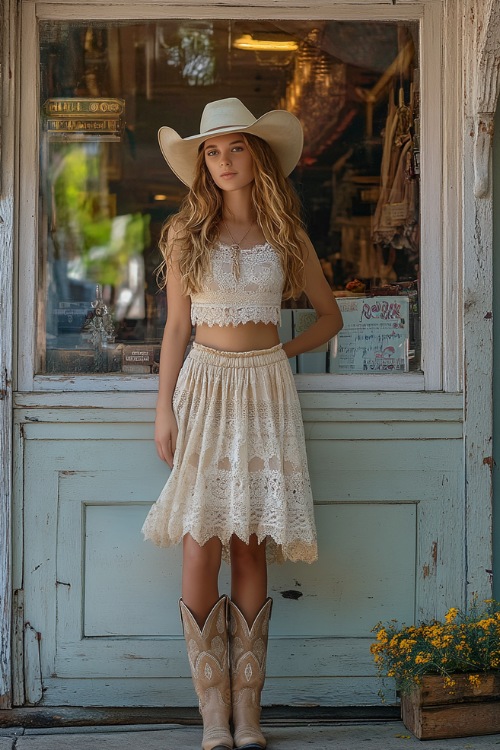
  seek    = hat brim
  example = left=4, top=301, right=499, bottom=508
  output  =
left=158, top=109, right=303, bottom=187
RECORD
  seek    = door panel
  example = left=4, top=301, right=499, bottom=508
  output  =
left=17, top=405, right=463, bottom=706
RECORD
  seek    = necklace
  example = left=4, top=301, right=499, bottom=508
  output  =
left=222, top=220, right=255, bottom=280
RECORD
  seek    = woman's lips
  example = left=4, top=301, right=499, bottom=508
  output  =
left=220, top=172, right=236, bottom=178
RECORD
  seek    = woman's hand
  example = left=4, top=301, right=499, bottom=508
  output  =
left=155, top=407, right=179, bottom=469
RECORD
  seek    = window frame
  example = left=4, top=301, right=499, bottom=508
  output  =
left=16, top=0, right=455, bottom=393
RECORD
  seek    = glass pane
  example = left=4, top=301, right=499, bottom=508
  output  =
left=38, top=20, right=420, bottom=375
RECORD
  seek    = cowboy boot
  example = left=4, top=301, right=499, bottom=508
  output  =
left=180, top=596, right=233, bottom=750
left=229, top=598, right=272, bottom=750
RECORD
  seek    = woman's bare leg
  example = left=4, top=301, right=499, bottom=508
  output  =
left=230, top=534, right=267, bottom=624
left=182, top=533, right=223, bottom=627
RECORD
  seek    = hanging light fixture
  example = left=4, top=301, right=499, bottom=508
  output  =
left=233, top=34, right=298, bottom=52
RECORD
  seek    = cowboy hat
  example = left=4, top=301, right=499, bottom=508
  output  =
left=158, top=97, right=303, bottom=187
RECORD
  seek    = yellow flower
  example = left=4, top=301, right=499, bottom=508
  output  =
left=468, top=674, right=481, bottom=687
left=477, top=618, right=495, bottom=630
left=376, top=628, right=388, bottom=643
left=445, top=607, right=459, bottom=624
left=415, top=654, right=431, bottom=664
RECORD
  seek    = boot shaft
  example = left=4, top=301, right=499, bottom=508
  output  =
left=229, top=599, right=272, bottom=750
left=180, top=596, right=233, bottom=750
left=229, top=598, right=272, bottom=684
left=180, top=596, right=230, bottom=693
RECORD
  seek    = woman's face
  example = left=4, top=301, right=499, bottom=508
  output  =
left=203, top=132, right=255, bottom=192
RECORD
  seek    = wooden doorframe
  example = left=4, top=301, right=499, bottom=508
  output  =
left=463, top=0, right=500, bottom=603
left=0, top=0, right=18, bottom=709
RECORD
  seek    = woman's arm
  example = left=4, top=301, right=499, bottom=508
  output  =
left=282, top=232, right=343, bottom=359
left=155, top=230, right=192, bottom=467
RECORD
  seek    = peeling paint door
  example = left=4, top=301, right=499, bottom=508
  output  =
left=16, top=395, right=464, bottom=706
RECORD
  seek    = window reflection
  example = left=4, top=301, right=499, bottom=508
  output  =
left=38, top=19, right=420, bottom=376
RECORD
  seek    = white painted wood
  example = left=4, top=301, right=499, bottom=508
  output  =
left=12, top=589, right=25, bottom=707
left=16, top=1, right=38, bottom=393
left=442, top=0, right=463, bottom=392
left=11, top=422, right=25, bottom=705
left=53, top=637, right=384, bottom=678
left=15, top=0, right=451, bottom=393
left=34, top=2, right=426, bottom=23
left=21, top=420, right=462, bottom=441
left=420, top=0, right=444, bottom=390
left=462, top=0, right=498, bottom=603
left=24, top=623, right=43, bottom=705
left=27, top=676, right=394, bottom=708
left=0, top=0, right=18, bottom=710
left=472, top=0, right=500, bottom=197
left=16, top=403, right=462, bottom=705
left=14, top=389, right=464, bottom=411
left=29, top=372, right=427, bottom=392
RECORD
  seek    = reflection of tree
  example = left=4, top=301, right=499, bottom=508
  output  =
left=82, top=213, right=150, bottom=288
left=52, top=145, right=100, bottom=258
left=50, top=143, right=150, bottom=312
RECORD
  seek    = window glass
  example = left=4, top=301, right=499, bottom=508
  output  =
left=38, top=20, right=420, bottom=375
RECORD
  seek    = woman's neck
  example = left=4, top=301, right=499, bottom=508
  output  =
left=221, top=186, right=256, bottom=226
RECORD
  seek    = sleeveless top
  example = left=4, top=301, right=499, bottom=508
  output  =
left=190, top=241, right=284, bottom=327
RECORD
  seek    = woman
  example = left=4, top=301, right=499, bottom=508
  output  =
left=142, top=98, right=343, bottom=750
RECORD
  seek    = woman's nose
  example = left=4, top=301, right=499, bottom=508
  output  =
left=220, top=153, right=232, bottom=165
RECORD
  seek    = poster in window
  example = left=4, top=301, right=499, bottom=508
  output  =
left=330, top=296, right=409, bottom=374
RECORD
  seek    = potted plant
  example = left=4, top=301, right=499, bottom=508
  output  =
left=370, top=599, right=500, bottom=739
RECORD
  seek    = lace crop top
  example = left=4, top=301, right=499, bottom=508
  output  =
left=190, top=242, right=284, bottom=327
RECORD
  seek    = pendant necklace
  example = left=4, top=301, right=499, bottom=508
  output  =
left=222, top=220, right=255, bottom=280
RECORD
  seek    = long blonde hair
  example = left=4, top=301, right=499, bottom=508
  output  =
left=158, top=132, right=305, bottom=300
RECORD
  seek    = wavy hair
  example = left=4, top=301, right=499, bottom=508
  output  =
left=158, top=132, right=305, bottom=300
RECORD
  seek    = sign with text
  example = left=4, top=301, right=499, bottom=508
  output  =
left=330, top=296, right=409, bottom=373
left=43, top=98, right=125, bottom=141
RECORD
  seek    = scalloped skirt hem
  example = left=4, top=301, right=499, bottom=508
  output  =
left=142, top=342, right=318, bottom=565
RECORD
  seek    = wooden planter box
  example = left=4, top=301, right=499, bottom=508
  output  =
left=401, top=673, right=500, bottom=740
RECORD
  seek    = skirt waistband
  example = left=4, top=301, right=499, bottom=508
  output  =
left=190, top=342, right=285, bottom=368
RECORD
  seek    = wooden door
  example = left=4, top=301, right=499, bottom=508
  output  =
left=15, top=393, right=464, bottom=706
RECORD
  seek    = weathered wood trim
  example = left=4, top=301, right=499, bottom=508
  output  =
left=472, top=0, right=500, bottom=197
left=14, top=389, right=464, bottom=411
left=33, top=0, right=426, bottom=23
left=0, top=0, right=18, bottom=710
left=463, top=0, right=498, bottom=603
left=12, top=420, right=26, bottom=706
left=420, top=0, right=444, bottom=390
left=16, top=0, right=38, bottom=392
left=442, top=0, right=463, bottom=392
left=0, top=704, right=399, bottom=729
left=29, top=372, right=427, bottom=392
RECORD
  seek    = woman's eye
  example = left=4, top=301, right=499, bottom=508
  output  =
left=232, top=146, right=243, bottom=152
left=206, top=150, right=218, bottom=157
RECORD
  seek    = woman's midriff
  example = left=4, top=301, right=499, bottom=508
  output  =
left=194, top=321, right=281, bottom=352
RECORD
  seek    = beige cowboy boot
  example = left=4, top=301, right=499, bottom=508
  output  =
left=180, top=596, right=233, bottom=750
left=229, top=598, right=272, bottom=750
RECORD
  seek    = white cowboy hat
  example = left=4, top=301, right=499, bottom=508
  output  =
left=158, top=97, right=304, bottom=187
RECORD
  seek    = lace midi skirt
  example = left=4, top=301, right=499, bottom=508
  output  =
left=141, top=342, right=318, bottom=564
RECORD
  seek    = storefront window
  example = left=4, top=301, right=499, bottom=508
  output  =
left=38, top=20, right=420, bottom=376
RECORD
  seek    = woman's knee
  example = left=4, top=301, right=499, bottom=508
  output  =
left=183, top=534, right=222, bottom=576
left=230, top=534, right=266, bottom=572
